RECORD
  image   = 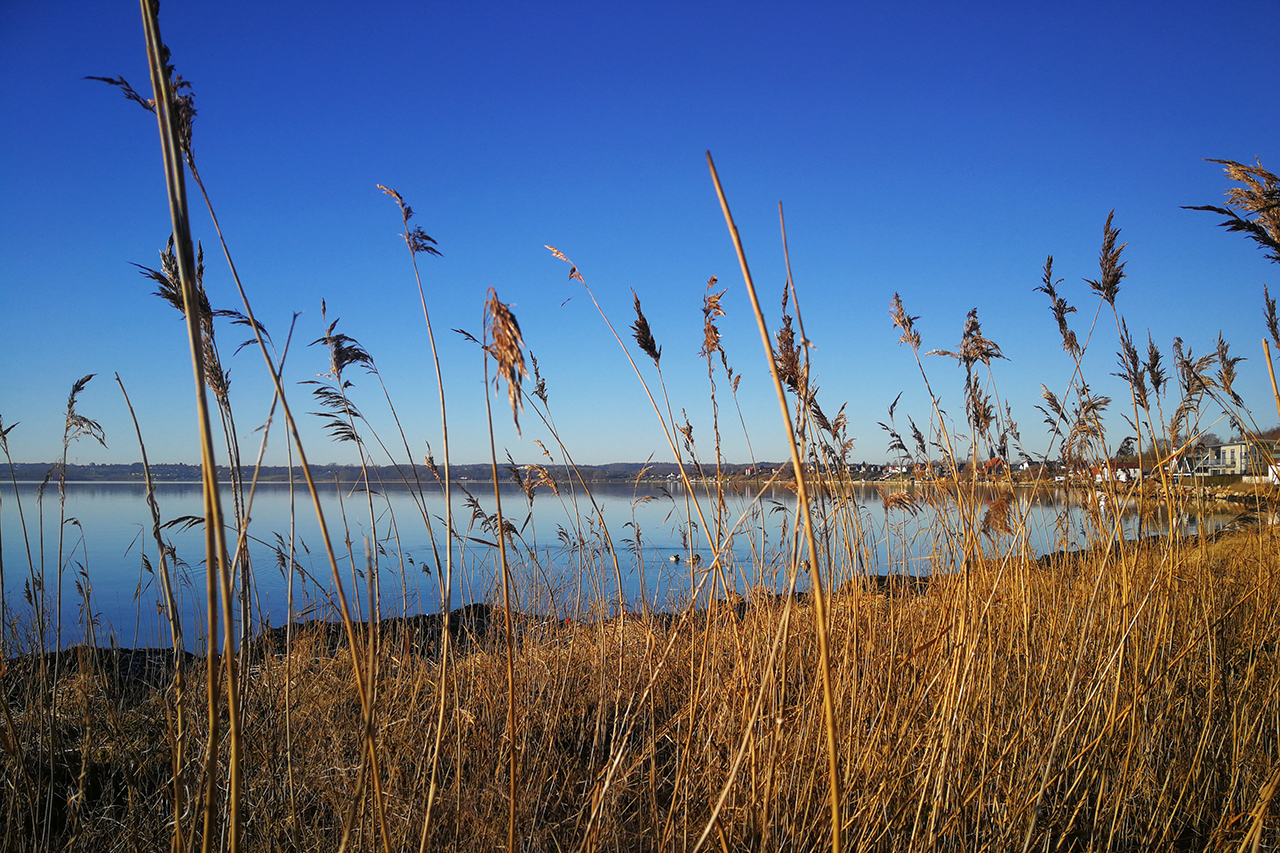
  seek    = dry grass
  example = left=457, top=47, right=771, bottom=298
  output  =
left=3, top=530, right=1279, bottom=851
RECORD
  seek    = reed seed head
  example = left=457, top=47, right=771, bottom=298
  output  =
left=545, top=246, right=584, bottom=283
left=530, top=351, right=548, bottom=404
left=889, top=293, right=921, bottom=351
left=1035, top=257, right=1080, bottom=355
left=774, top=313, right=802, bottom=393
left=1085, top=211, right=1126, bottom=307
left=311, top=318, right=373, bottom=381
left=1264, top=285, right=1280, bottom=349
left=407, top=226, right=441, bottom=256
left=928, top=308, right=1004, bottom=371
left=908, top=417, right=928, bottom=459
left=0, top=416, right=15, bottom=456
left=1215, top=332, right=1244, bottom=405
left=630, top=292, right=662, bottom=366
left=981, top=492, right=1014, bottom=537
left=1186, top=159, right=1280, bottom=263
left=1145, top=333, right=1166, bottom=397
left=701, top=277, right=725, bottom=359
left=1113, top=318, right=1148, bottom=410
left=378, top=186, right=441, bottom=255
left=1038, top=385, right=1065, bottom=424
left=678, top=410, right=695, bottom=453
left=89, top=70, right=197, bottom=163
left=486, top=289, right=528, bottom=435
left=809, top=395, right=833, bottom=437
left=65, top=374, right=107, bottom=449
left=878, top=488, right=918, bottom=515
left=967, top=382, right=995, bottom=435
left=377, top=184, right=406, bottom=210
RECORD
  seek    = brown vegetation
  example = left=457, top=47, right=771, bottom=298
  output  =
left=3, top=532, right=1279, bottom=851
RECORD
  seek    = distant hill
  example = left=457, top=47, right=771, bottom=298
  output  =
left=3, top=460, right=796, bottom=485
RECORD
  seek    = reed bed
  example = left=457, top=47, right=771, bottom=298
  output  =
left=2, top=4, right=1280, bottom=851
left=2, top=534, right=1278, bottom=851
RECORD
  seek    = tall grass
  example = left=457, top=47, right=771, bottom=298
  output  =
left=1, top=7, right=1279, bottom=852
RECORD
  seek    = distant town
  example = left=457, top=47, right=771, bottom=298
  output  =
left=6, top=437, right=1278, bottom=487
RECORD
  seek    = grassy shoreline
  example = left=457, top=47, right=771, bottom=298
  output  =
left=3, top=528, right=1276, bottom=851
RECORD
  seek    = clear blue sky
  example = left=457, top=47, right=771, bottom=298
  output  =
left=2, top=1, right=1277, bottom=468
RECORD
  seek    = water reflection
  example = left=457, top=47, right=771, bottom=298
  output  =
left=0, top=479, right=1232, bottom=650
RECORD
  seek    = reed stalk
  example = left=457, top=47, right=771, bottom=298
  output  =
left=122, top=8, right=392, bottom=843
left=0, top=416, right=36, bottom=660
left=135, top=6, right=242, bottom=850
left=482, top=289, right=523, bottom=853
left=707, top=151, right=843, bottom=853
left=115, top=374, right=187, bottom=853
left=377, top=186, right=460, bottom=845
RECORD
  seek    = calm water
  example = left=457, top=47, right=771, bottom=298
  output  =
left=0, top=479, right=1209, bottom=651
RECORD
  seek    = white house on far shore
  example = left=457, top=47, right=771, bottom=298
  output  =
left=1183, top=440, right=1280, bottom=477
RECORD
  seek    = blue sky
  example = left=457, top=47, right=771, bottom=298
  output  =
left=1, top=1, right=1277, bottom=468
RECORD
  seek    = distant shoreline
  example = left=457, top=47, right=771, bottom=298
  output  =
left=2, top=461, right=788, bottom=485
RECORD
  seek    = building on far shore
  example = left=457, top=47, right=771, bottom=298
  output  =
left=1180, top=440, right=1280, bottom=477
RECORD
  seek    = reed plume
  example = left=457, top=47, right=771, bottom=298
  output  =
left=630, top=291, right=662, bottom=366
left=1085, top=210, right=1126, bottom=306
left=1186, top=158, right=1280, bottom=262
left=889, top=292, right=921, bottom=351
left=773, top=310, right=803, bottom=393
left=1034, top=256, right=1080, bottom=355
left=485, top=289, right=528, bottom=435
left=700, top=277, right=725, bottom=359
